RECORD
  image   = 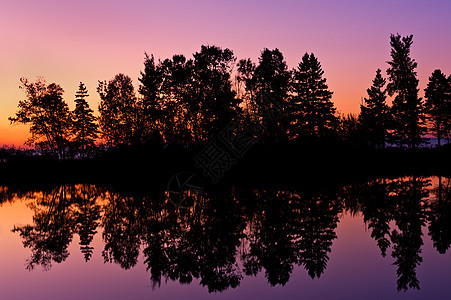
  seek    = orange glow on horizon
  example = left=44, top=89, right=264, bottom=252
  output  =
left=2, top=1, right=451, bottom=146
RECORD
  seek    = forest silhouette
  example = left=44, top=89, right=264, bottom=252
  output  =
left=2, top=34, right=450, bottom=183
left=5, top=34, right=451, bottom=154
left=2, top=175, right=450, bottom=292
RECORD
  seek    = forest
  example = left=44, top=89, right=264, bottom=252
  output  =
left=1, top=34, right=450, bottom=182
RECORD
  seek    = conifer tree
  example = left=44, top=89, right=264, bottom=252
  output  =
left=290, top=53, right=337, bottom=139
left=359, top=69, right=390, bottom=148
left=424, top=69, right=451, bottom=146
left=72, top=82, right=97, bottom=157
left=386, top=34, right=426, bottom=148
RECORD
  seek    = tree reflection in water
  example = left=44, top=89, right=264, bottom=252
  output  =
left=5, top=176, right=451, bottom=292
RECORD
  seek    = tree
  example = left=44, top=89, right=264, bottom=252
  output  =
left=236, top=58, right=256, bottom=116
left=428, top=176, right=451, bottom=254
left=238, top=48, right=291, bottom=142
left=9, top=77, right=72, bottom=159
left=390, top=177, right=429, bottom=291
left=290, top=53, right=337, bottom=139
left=138, top=53, right=165, bottom=145
left=386, top=34, right=426, bottom=149
left=12, top=185, right=76, bottom=270
left=358, top=69, right=390, bottom=148
left=192, top=45, right=240, bottom=140
left=72, top=82, right=98, bottom=157
left=98, top=74, right=138, bottom=146
left=151, top=45, right=240, bottom=145
left=158, top=54, right=195, bottom=144
left=424, top=69, right=451, bottom=146
left=74, top=184, right=101, bottom=262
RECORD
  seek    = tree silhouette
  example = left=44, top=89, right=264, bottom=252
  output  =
left=359, top=69, right=390, bottom=148
left=73, top=185, right=101, bottom=262
left=290, top=53, right=337, bottom=139
left=138, top=53, right=165, bottom=145
left=428, top=176, right=451, bottom=254
left=386, top=34, right=426, bottom=149
left=354, top=179, right=395, bottom=257
left=72, top=82, right=98, bottom=157
left=192, top=45, right=240, bottom=141
left=140, top=191, right=245, bottom=292
left=235, top=58, right=255, bottom=109
left=158, top=54, right=195, bottom=144
left=295, top=190, right=340, bottom=278
left=238, top=48, right=291, bottom=142
left=242, top=189, right=297, bottom=286
left=139, top=46, right=240, bottom=146
left=9, top=78, right=72, bottom=158
left=8, top=176, right=450, bottom=292
left=101, top=192, right=142, bottom=269
left=98, top=74, right=138, bottom=146
left=424, top=69, right=451, bottom=146
left=390, top=177, right=429, bottom=291
left=12, top=185, right=76, bottom=270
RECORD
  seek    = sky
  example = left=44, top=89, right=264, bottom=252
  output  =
left=1, top=0, right=451, bottom=146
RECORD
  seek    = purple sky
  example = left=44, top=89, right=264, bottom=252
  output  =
left=1, top=0, right=451, bottom=145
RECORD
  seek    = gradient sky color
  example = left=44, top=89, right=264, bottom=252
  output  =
left=1, top=0, right=451, bottom=146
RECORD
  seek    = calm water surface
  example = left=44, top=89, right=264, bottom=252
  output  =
left=0, top=176, right=450, bottom=299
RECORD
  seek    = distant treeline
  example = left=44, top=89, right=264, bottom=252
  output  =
left=7, top=33, right=451, bottom=159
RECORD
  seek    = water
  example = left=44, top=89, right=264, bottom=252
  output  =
left=0, top=176, right=450, bottom=299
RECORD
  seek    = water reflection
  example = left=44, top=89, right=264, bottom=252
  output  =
left=2, top=176, right=450, bottom=292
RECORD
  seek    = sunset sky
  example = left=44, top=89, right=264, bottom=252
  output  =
left=1, top=0, right=451, bottom=146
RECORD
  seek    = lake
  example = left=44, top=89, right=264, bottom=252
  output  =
left=0, top=176, right=450, bottom=299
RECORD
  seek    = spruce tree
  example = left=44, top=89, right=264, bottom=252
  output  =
left=72, top=82, right=97, bottom=157
left=386, top=34, right=426, bottom=149
left=290, top=53, right=337, bottom=139
left=359, top=69, right=390, bottom=148
left=424, top=69, right=451, bottom=146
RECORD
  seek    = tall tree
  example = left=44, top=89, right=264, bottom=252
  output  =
left=192, top=45, right=240, bottom=140
left=158, top=54, right=195, bottom=144
left=424, top=69, right=451, bottom=146
left=138, top=53, right=165, bottom=145
left=9, top=78, right=72, bottom=159
left=358, top=69, right=390, bottom=148
left=72, top=82, right=98, bottom=157
left=151, top=46, right=240, bottom=145
left=98, top=74, right=138, bottom=146
left=386, top=34, right=426, bottom=149
left=238, top=48, right=291, bottom=142
left=236, top=58, right=256, bottom=117
left=290, top=53, right=337, bottom=139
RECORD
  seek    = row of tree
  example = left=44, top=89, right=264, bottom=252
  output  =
left=6, top=176, right=450, bottom=292
left=9, top=34, right=451, bottom=158
left=359, top=35, right=451, bottom=148
left=8, top=80, right=97, bottom=158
